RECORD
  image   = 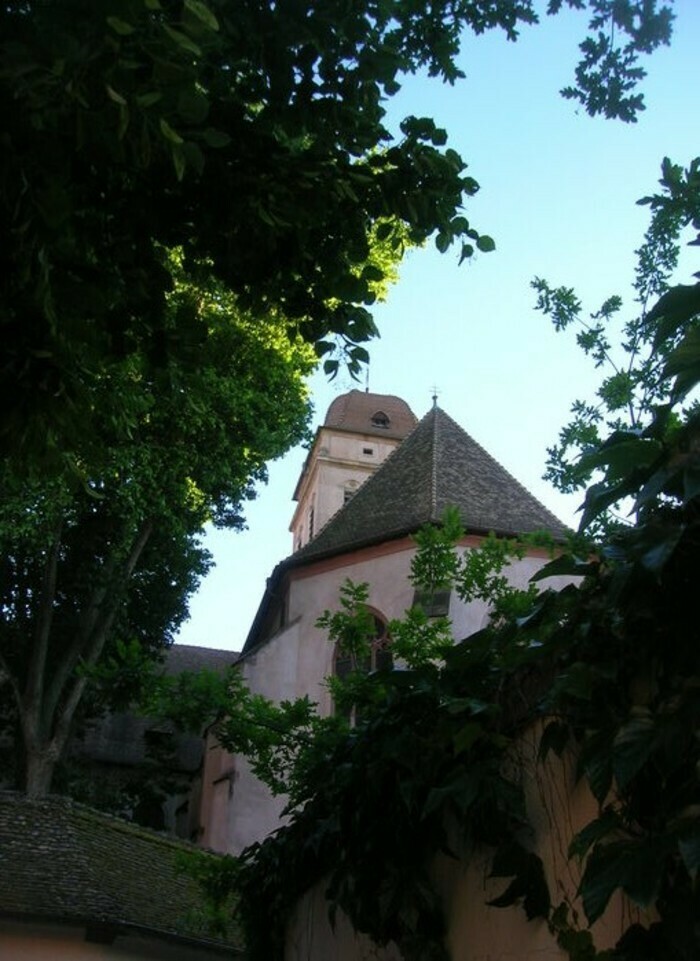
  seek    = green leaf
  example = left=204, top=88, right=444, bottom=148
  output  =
left=664, top=326, right=700, bottom=399
left=163, top=23, right=202, bottom=57
left=106, top=84, right=127, bottom=105
left=159, top=118, right=184, bottom=144
left=202, top=128, right=231, bottom=148
left=488, top=843, right=550, bottom=920
left=531, top=553, right=594, bottom=582
left=612, top=711, right=655, bottom=788
left=177, top=88, right=210, bottom=124
left=171, top=143, right=186, bottom=180
left=184, top=0, right=219, bottom=31
left=648, top=283, right=700, bottom=347
left=136, top=91, right=163, bottom=108
left=579, top=434, right=662, bottom=481
left=476, top=234, right=496, bottom=253
left=107, top=16, right=135, bottom=35
left=452, top=722, right=482, bottom=755
left=435, top=232, right=450, bottom=253
left=538, top=720, right=569, bottom=761
left=580, top=838, right=669, bottom=924
left=568, top=809, right=621, bottom=861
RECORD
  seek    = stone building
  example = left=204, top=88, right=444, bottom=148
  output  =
left=198, top=390, right=570, bottom=854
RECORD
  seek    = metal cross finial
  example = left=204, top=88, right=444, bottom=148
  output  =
left=430, top=385, right=440, bottom=408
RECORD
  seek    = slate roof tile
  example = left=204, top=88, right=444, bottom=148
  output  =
left=0, top=792, right=242, bottom=954
left=295, top=405, right=569, bottom=562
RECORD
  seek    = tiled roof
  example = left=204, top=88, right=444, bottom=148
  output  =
left=295, top=405, right=569, bottom=562
left=0, top=792, right=242, bottom=954
left=243, top=405, right=568, bottom=652
left=75, top=644, right=238, bottom=770
left=163, top=644, right=239, bottom=676
left=323, top=389, right=418, bottom=440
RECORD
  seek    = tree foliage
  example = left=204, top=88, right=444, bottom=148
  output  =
left=0, top=260, right=314, bottom=794
left=534, top=156, right=700, bottom=531
left=1, top=0, right=674, bottom=461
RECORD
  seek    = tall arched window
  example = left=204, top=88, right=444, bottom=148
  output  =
left=333, top=611, right=392, bottom=721
left=333, top=613, right=392, bottom=678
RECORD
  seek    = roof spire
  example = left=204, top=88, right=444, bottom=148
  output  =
left=430, top=384, right=440, bottom=408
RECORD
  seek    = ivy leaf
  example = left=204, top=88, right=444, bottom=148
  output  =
left=538, top=720, right=570, bottom=761
left=422, top=771, right=478, bottom=819
left=569, top=809, right=621, bottom=861
left=580, top=838, right=669, bottom=924
left=612, top=710, right=655, bottom=788
left=488, top=842, right=550, bottom=920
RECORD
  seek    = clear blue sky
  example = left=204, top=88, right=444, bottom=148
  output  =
left=176, top=1, right=700, bottom=651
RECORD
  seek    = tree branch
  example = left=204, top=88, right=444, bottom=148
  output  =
left=23, top=522, right=63, bottom=718
left=43, top=518, right=154, bottom=743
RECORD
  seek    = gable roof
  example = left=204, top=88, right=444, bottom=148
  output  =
left=0, top=791, right=242, bottom=955
left=294, top=404, right=569, bottom=562
left=244, top=405, right=568, bottom=652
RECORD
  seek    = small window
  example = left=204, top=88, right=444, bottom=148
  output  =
left=412, top=589, right=451, bottom=618
left=308, top=506, right=315, bottom=540
left=343, top=488, right=355, bottom=504
left=362, top=446, right=374, bottom=456
left=371, top=410, right=390, bottom=429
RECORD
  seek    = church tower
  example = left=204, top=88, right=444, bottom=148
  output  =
left=289, top=390, right=417, bottom=551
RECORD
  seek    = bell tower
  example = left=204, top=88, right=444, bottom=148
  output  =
left=290, top=390, right=418, bottom=551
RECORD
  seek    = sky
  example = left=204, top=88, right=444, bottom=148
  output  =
left=176, top=1, right=700, bottom=652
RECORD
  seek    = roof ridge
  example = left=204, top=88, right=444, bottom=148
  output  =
left=430, top=406, right=439, bottom=520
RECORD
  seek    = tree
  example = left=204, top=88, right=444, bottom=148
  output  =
left=533, top=156, right=700, bottom=531
left=1, top=0, right=674, bottom=464
left=0, top=256, right=315, bottom=794
left=0, top=0, right=676, bottom=796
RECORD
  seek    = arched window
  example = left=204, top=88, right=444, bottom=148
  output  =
left=333, top=613, right=392, bottom=679
left=333, top=612, right=392, bottom=721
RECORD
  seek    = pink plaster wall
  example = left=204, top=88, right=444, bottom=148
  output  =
left=284, top=725, right=652, bottom=961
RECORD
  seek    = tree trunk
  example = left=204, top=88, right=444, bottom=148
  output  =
left=21, top=742, right=60, bottom=797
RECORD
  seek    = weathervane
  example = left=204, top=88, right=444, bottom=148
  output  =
left=430, top=384, right=440, bottom=408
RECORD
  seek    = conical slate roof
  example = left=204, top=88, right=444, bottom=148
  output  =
left=295, top=405, right=569, bottom=562
left=243, top=404, right=568, bottom=652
